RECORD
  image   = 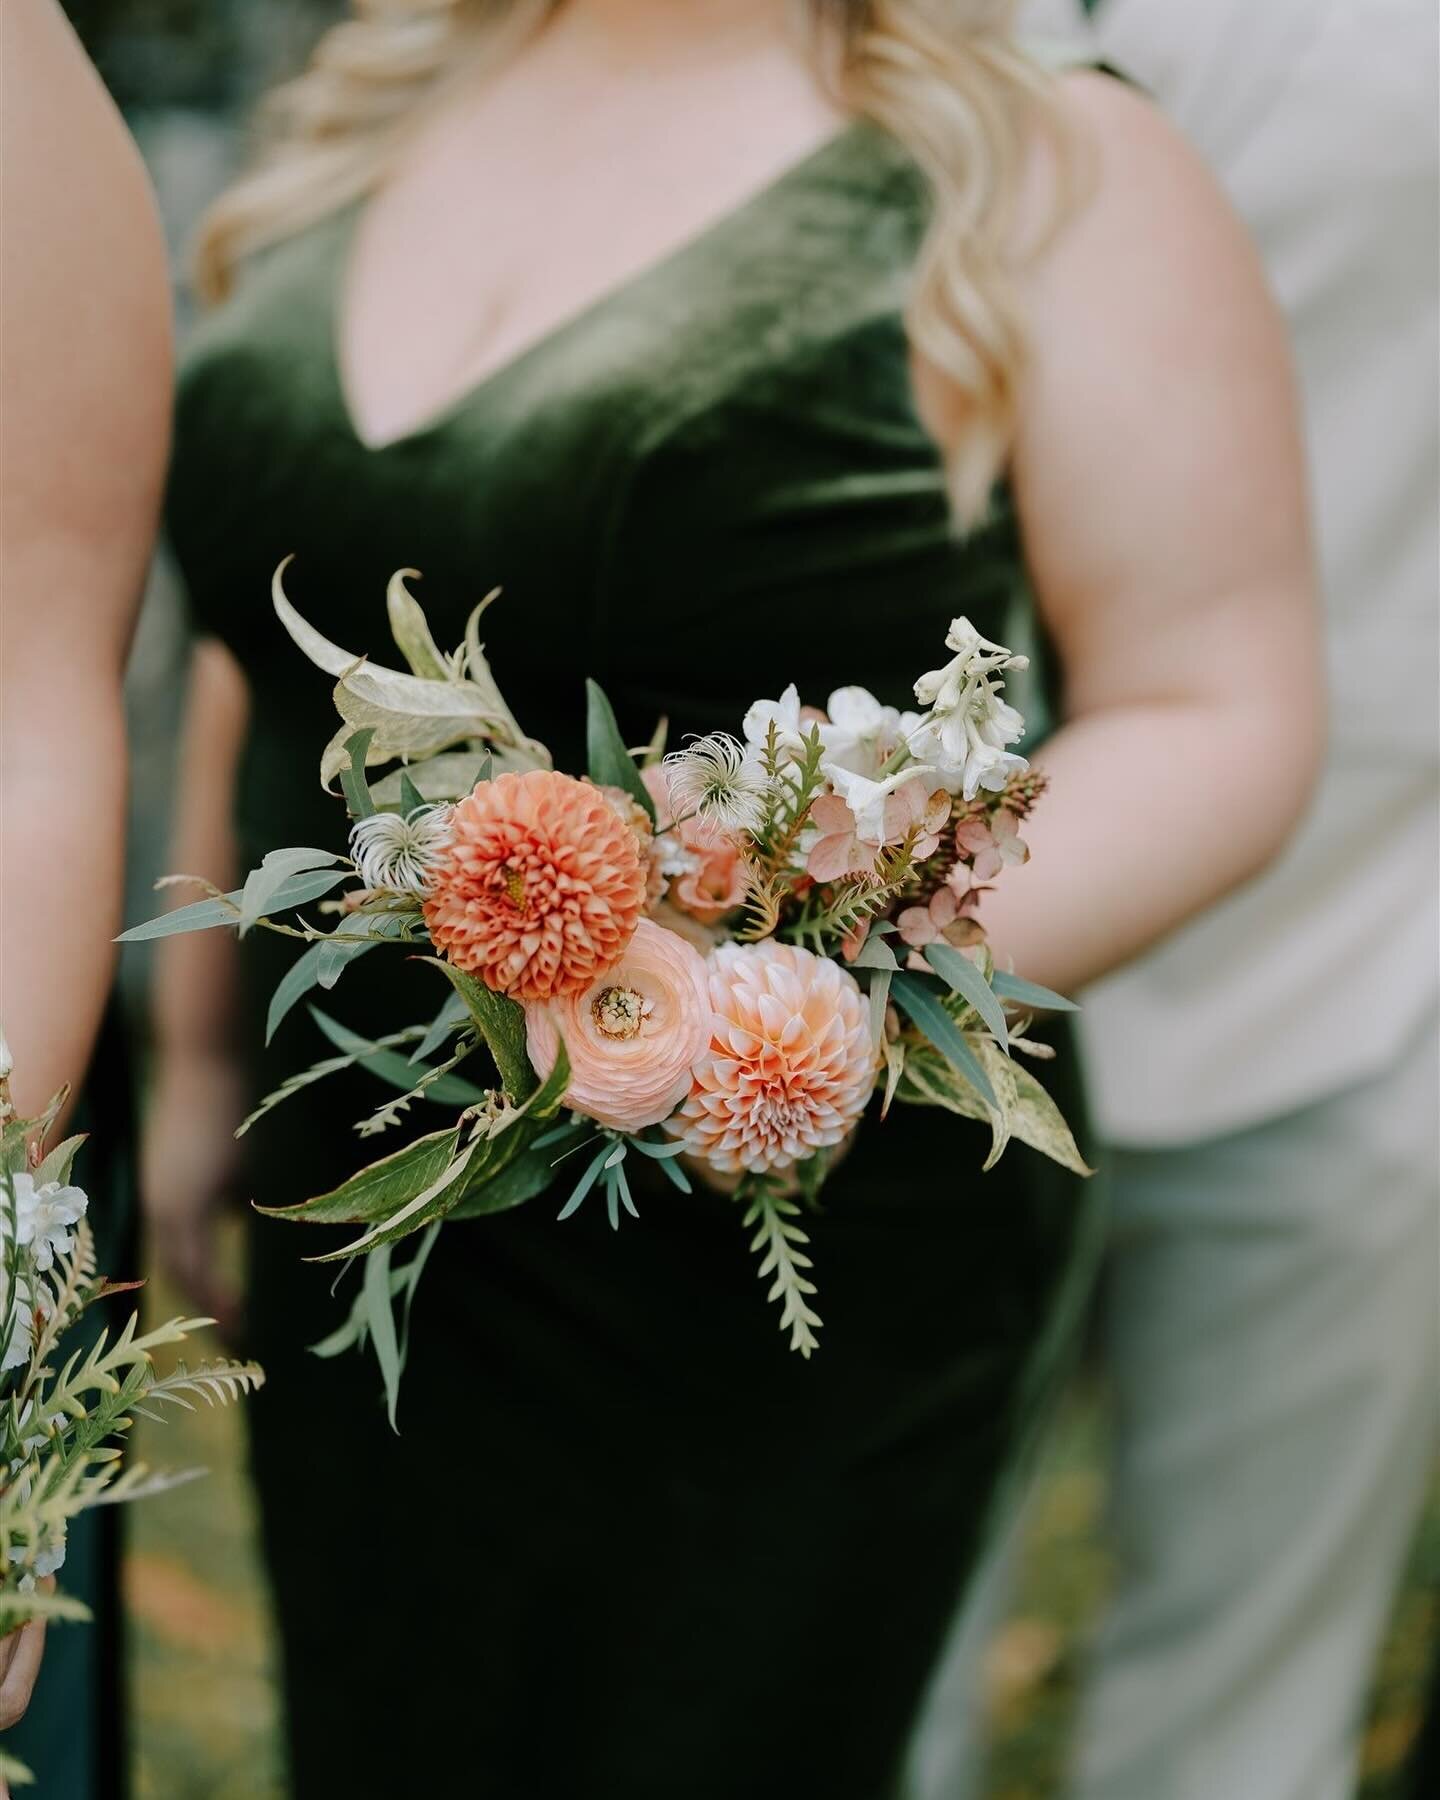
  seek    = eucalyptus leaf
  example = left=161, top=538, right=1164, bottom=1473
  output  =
left=239, top=847, right=345, bottom=937
left=308, top=1007, right=485, bottom=1105
left=117, top=868, right=348, bottom=944
left=309, top=1260, right=409, bottom=1360
left=363, top=1244, right=404, bottom=1431
left=340, top=730, right=377, bottom=820
left=867, top=967, right=892, bottom=1050
left=557, top=1142, right=612, bottom=1220
left=851, top=935, right=900, bottom=972
left=408, top=991, right=470, bottom=1066
left=923, top=943, right=1010, bottom=1051
left=890, top=973, right=997, bottom=1110
left=397, top=773, right=428, bottom=818
left=651, top=1152, right=693, bottom=1195
left=585, top=679, right=655, bottom=822
left=990, top=971, right=1079, bottom=1014
left=267, top=914, right=411, bottom=1044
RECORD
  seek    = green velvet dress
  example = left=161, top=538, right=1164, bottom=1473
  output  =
left=166, top=121, right=1100, bottom=1800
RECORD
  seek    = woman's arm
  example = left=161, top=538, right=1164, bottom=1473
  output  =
left=0, top=0, right=171, bottom=1730
left=141, top=640, right=250, bottom=1332
left=922, top=73, right=1324, bottom=993
left=0, top=0, right=172, bottom=1111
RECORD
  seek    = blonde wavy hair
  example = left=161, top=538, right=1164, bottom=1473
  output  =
left=196, top=0, right=1074, bottom=521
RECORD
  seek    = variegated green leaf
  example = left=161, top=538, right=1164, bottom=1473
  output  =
left=256, top=1127, right=462, bottom=1225
left=271, top=556, right=356, bottom=677
left=34, top=1133, right=87, bottom=1188
left=1008, top=1063, right=1094, bottom=1175
left=385, top=569, right=450, bottom=680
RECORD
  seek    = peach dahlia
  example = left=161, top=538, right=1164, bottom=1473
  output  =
left=422, top=769, right=646, bottom=1001
left=670, top=941, right=877, bottom=1174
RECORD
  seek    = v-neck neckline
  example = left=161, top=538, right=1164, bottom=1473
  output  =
left=327, top=118, right=871, bottom=456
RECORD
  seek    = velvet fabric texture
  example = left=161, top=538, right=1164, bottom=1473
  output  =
left=166, top=121, right=1100, bottom=1799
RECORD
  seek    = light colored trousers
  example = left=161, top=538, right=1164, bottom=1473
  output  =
left=909, top=1010, right=1439, bottom=1800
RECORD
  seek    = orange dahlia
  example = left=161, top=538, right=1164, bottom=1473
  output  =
left=669, top=942, right=877, bottom=1174
left=422, top=770, right=646, bottom=1001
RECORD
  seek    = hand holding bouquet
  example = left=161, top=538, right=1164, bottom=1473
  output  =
left=122, top=564, right=1086, bottom=1413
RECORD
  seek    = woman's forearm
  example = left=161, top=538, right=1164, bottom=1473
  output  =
left=0, top=0, right=171, bottom=1112
left=978, top=689, right=1317, bottom=995
left=1, top=690, right=129, bottom=1112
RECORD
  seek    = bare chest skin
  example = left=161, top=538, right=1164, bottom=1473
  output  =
left=338, top=10, right=849, bottom=450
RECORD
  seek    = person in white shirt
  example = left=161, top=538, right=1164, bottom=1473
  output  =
left=911, top=3, right=1440, bottom=1796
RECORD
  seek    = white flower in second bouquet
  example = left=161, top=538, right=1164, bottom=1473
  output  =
left=349, top=804, right=453, bottom=894
left=742, top=683, right=808, bottom=759
left=822, top=762, right=934, bottom=846
left=662, top=734, right=772, bottom=837
left=8, top=1171, right=88, bottom=1273
left=33, top=1534, right=67, bottom=1579
left=1, top=1298, right=33, bottom=1373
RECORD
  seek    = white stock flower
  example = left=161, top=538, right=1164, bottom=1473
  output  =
left=822, top=762, right=935, bottom=846
left=913, top=616, right=1029, bottom=708
left=817, top=687, right=922, bottom=776
left=908, top=616, right=1030, bottom=802
left=662, top=734, right=772, bottom=836
left=0, top=1026, right=11, bottom=1081
left=742, top=684, right=808, bottom=759
left=349, top=804, right=453, bottom=894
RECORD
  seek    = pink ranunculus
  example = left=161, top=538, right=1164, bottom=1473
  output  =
left=524, top=918, right=712, bottom=1134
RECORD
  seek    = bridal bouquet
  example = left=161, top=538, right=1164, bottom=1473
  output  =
left=0, top=1036, right=262, bottom=1786
left=122, top=562, right=1085, bottom=1409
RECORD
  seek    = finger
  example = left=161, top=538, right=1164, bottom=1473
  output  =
left=0, top=1617, right=46, bottom=1731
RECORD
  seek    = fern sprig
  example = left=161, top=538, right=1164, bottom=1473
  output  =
left=739, top=1177, right=823, bottom=1357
